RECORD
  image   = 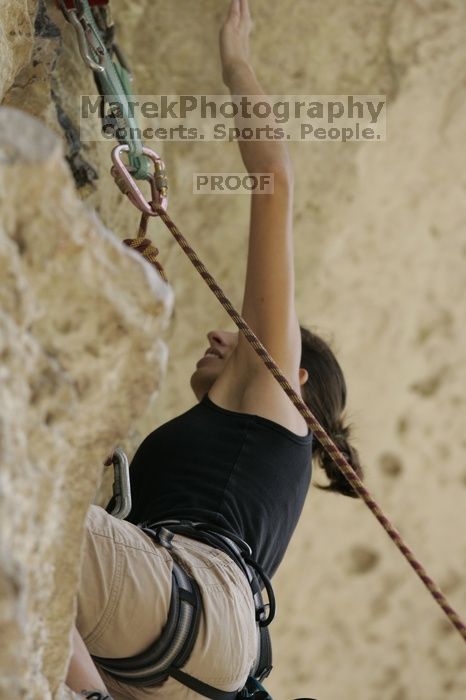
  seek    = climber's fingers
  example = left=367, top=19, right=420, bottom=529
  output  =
left=226, top=0, right=240, bottom=23
left=239, top=0, right=253, bottom=30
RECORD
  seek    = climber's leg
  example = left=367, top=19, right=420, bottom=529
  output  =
left=75, top=505, right=173, bottom=658
left=71, top=505, right=258, bottom=699
left=66, top=623, right=109, bottom=694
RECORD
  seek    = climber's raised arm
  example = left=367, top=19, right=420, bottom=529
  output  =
left=219, top=0, right=292, bottom=172
left=219, top=0, right=301, bottom=383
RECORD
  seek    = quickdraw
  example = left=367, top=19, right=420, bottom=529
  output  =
left=58, top=0, right=169, bottom=278
left=57, top=0, right=150, bottom=179
left=60, top=0, right=466, bottom=651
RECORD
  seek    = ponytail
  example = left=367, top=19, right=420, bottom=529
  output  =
left=312, top=423, right=364, bottom=498
left=299, top=325, right=365, bottom=499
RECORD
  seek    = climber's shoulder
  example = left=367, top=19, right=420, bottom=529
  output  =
left=206, top=347, right=308, bottom=436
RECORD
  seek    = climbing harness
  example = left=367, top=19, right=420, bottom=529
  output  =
left=94, top=525, right=203, bottom=688
left=93, top=523, right=273, bottom=699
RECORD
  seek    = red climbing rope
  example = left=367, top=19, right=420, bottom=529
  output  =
left=123, top=209, right=168, bottom=283
left=110, top=146, right=466, bottom=645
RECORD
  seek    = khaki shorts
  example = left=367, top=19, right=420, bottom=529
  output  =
left=76, top=505, right=259, bottom=700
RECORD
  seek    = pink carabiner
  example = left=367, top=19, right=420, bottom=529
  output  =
left=110, top=145, right=168, bottom=216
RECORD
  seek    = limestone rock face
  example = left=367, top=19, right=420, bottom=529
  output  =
left=0, top=1, right=34, bottom=100
left=0, top=105, right=172, bottom=699
left=1, top=1, right=466, bottom=699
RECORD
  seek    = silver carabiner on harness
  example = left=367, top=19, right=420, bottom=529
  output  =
left=104, top=447, right=132, bottom=519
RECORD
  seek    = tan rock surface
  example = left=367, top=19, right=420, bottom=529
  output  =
left=0, top=1, right=34, bottom=100
left=0, top=105, right=172, bottom=699
left=1, top=0, right=466, bottom=699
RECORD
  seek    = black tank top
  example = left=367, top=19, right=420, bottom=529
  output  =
left=124, top=393, right=313, bottom=579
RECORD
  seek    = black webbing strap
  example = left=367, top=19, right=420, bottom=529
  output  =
left=255, top=625, right=272, bottom=682
left=170, top=668, right=240, bottom=700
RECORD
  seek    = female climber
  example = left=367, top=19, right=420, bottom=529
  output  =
left=66, top=1, right=363, bottom=698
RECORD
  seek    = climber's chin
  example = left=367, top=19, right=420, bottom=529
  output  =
left=190, top=356, right=223, bottom=401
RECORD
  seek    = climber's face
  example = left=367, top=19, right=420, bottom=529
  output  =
left=190, top=329, right=239, bottom=400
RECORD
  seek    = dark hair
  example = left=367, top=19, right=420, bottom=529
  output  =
left=300, top=325, right=364, bottom=498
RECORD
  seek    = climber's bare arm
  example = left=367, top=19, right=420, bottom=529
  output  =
left=66, top=624, right=110, bottom=695
left=219, top=0, right=301, bottom=380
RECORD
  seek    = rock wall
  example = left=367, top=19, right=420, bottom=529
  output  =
left=1, top=1, right=466, bottom=699
left=0, top=3, right=173, bottom=698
